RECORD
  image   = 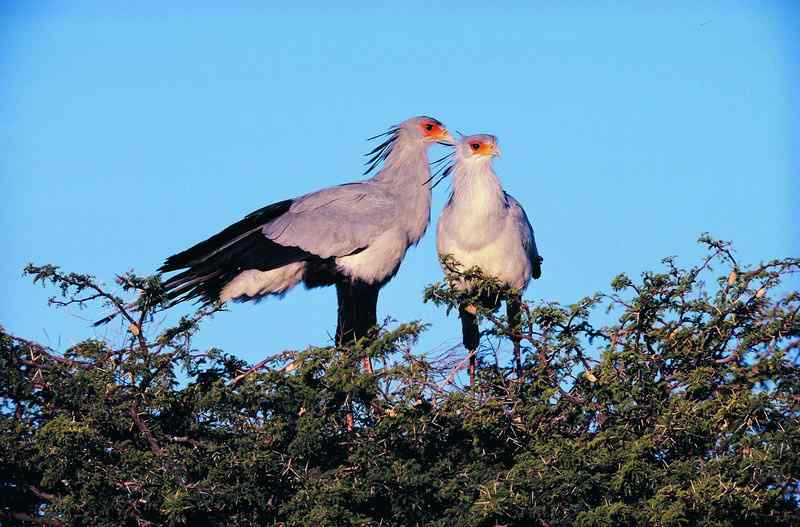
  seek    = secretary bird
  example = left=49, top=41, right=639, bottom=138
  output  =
left=151, top=116, right=452, bottom=364
left=435, top=134, right=542, bottom=384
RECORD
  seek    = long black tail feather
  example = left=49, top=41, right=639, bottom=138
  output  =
left=162, top=231, right=312, bottom=306
left=93, top=199, right=311, bottom=325
left=158, top=198, right=312, bottom=306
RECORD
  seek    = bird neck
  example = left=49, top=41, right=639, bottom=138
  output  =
left=372, top=136, right=429, bottom=185
left=449, top=161, right=507, bottom=219
left=371, top=137, right=433, bottom=245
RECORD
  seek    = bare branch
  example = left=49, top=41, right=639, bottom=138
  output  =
left=129, top=400, right=162, bottom=456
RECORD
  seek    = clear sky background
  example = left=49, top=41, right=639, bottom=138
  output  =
left=2, top=2, right=798, bottom=367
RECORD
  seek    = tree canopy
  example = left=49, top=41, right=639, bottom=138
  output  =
left=2, top=236, right=798, bottom=526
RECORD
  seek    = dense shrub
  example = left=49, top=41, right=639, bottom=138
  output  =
left=2, top=236, right=798, bottom=526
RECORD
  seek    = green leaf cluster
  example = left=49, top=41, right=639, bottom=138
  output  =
left=2, top=237, right=798, bottom=526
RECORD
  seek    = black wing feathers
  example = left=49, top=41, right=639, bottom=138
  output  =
left=162, top=231, right=312, bottom=306
left=159, top=199, right=294, bottom=273
left=158, top=198, right=313, bottom=306
left=532, top=256, right=542, bottom=280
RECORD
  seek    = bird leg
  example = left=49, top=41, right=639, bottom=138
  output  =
left=468, top=353, right=476, bottom=386
left=361, top=354, right=374, bottom=375
left=507, top=294, right=523, bottom=380
left=459, top=304, right=480, bottom=385
left=336, top=279, right=379, bottom=374
left=336, top=279, right=379, bottom=430
left=335, top=280, right=356, bottom=346
left=354, top=280, right=379, bottom=375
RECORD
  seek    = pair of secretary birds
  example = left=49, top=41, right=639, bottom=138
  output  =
left=148, top=115, right=542, bottom=382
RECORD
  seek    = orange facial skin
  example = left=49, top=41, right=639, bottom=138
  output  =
left=467, top=140, right=498, bottom=157
left=420, top=120, right=451, bottom=142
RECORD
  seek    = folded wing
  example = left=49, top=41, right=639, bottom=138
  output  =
left=263, top=182, right=398, bottom=258
left=159, top=182, right=399, bottom=305
left=506, top=193, right=542, bottom=280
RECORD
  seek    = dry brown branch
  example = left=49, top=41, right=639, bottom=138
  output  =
left=169, top=436, right=201, bottom=448
left=129, top=400, right=163, bottom=456
left=229, top=351, right=294, bottom=387
left=441, top=350, right=477, bottom=388
left=28, top=485, right=58, bottom=503
left=7, top=512, right=63, bottom=526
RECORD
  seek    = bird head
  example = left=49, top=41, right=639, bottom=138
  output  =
left=364, top=116, right=453, bottom=175
left=402, top=116, right=454, bottom=145
left=456, top=134, right=501, bottom=162
left=424, top=134, right=502, bottom=189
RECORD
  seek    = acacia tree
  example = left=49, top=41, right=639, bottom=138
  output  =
left=1, top=236, right=798, bottom=526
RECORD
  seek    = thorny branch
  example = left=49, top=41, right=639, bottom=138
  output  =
left=4, top=239, right=799, bottom=525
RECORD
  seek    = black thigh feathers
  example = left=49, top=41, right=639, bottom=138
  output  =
left=335, top=278, right=380, bottom=345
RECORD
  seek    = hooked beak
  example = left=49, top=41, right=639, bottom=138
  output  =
left=492, top=144, right=502, bottom=157
left=436, top=128, right=455, bottom=146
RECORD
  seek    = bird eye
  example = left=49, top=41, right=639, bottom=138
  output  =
left=424, top=124, right=434, bottom=132
left=470, top=143, right=480, bottom=150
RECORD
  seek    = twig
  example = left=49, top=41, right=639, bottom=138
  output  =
left=229, top=351, right=294, bottom=387
left=28, top=485, right=58, bottom=503
left=441, top=350, right=477, bottom=387
left=7, top=512, right=63, bottom=526
left=129, top=400, right=162, bottom=456
left=7, top=333, right=92, bottom=369
left=169, top=436, right=201, bottom=448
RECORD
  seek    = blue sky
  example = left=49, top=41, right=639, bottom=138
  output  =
left=2, top=2, right=798, bottom=366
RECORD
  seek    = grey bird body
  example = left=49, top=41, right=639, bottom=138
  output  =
left=152, top=116, right=452, bottom=348
left=436, top=134, right=541, bottom=382
left=247, top=148, right=432, bottom=296
left=437, top=186, right=538, bottom=292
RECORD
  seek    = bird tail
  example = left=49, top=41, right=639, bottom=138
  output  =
left=157, top=199, right=312, bottom=306
left=92, top=199, right=311, bottom=326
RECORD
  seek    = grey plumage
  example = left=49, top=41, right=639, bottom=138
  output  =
left=153, top=116, right=453, bottom=347
left=263, top=182, right=405, bottom=262
left=436, top=134, right=542, bottom=382
left=504, top=193, right=542, bottom=281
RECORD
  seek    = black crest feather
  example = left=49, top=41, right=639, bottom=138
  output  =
left=363, top=126, right=400, bottom=175
left=424, top=150, right=455, bottom=189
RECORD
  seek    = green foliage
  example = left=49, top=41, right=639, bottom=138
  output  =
left=2, top=236, right=799, bottom=526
